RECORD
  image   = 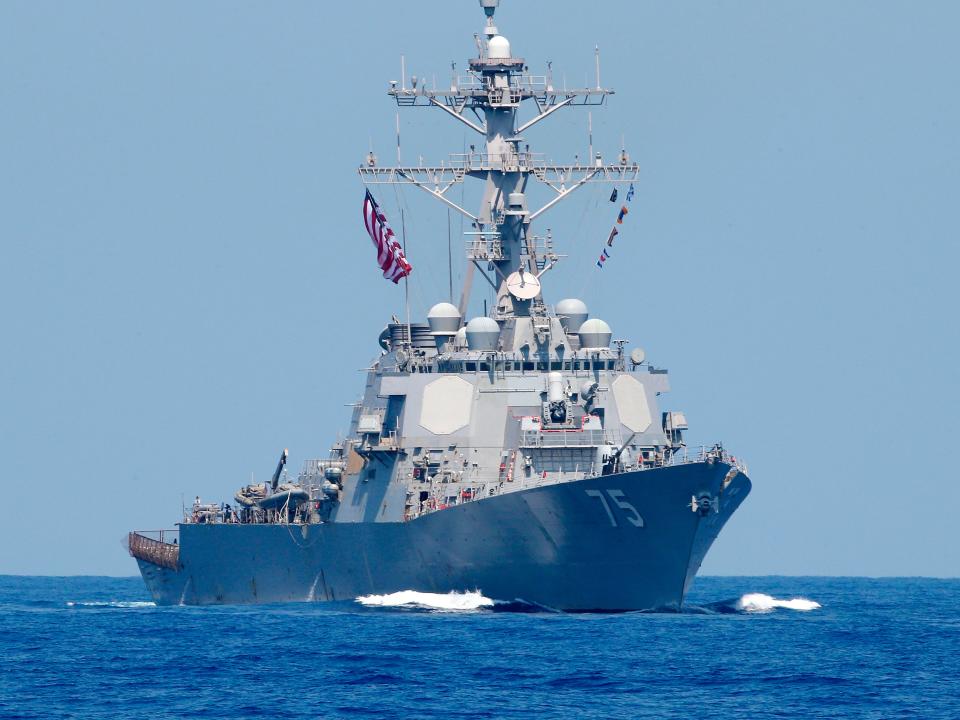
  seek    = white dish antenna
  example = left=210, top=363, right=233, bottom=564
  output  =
left=505, top=270, right=541, bottom=300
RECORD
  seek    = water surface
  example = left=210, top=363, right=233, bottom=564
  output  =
left=1, top=576, right=956, bottom=719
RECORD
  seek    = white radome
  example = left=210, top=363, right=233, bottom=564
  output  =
left=487, top=35, right=511, bottom=59
left=465, top=316, right=500, bottom=351
left=427, top=302, right=461, bottom=334
left=578, top=318, right=612, bottom=349
left=556, top=298, right=589, bottom=333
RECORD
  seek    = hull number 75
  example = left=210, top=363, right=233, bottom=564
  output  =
left=585, top=489, right=644, bottom=528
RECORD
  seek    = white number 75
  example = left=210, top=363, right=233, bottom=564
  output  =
left=585, top=489, right=644, bottom=528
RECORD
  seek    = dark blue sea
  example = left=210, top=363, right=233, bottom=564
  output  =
left=1, top=576, right=957, bottom=719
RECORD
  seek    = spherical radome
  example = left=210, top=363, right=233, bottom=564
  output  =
left=487, top=35, right=511, bottom=59
left=556, top=298, right=588, bottom=333
left=578, top=318, right=612, bottom=348
left=427, top=302, right=461, bottom=334
left=465, top=317, right=500, bottom=351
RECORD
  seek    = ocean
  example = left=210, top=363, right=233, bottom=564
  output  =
left=1, top=576, right=956, bottom=719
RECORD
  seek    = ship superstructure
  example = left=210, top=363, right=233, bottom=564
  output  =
left=129, top=0, right=751, bottom=611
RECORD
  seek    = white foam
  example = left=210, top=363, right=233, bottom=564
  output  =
left=736, top=593, right=820, bottom=613
left=355, top=590, right=494, bottom=611
left=66, top=601, right=156, bottom=608
left=306, top=574, right=321, bottom=602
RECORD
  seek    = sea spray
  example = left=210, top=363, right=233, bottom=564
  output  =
left=736, top=593, right=821, bottom=613
left=65, top=601, right=156, bottom=608
left=355, top=590, right=494, bottom=611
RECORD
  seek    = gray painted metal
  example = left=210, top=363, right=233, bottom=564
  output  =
left=131, top=1, right=753, bottom=611
left=138, top=464, right=750, bottom=611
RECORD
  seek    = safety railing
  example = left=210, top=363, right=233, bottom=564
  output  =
left=521, top=429, right=611, bottom=448
left=128, top=531, right=180, bottom=571
left=666, top=445, right=749, bottom=475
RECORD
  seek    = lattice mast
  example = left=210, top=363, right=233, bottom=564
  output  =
left=359, top=0, right=639, bottom=319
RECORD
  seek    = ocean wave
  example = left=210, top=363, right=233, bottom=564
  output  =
left=735, top=593, right=821, bottom=613
left=66, top=601, right=156, bottom=609
left=355, top=590, right=494, bottom=611
left=354, top=590, right=556, bottom=613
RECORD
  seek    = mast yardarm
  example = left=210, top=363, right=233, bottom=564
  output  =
left=358, top=0, right=639, bottom=319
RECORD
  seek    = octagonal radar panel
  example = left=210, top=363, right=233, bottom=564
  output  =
left=505, top=270, right=541, bottom=300
left=420, top=376, right=474, bottom=435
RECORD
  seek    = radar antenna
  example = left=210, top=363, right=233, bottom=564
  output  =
left=359, top=0, right=638, bottom=318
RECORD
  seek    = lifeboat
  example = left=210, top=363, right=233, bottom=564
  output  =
left=256, top=483, right=309, bottom=511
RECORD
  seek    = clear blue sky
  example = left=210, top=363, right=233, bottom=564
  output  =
left=1, top=0, right=957, bottom=576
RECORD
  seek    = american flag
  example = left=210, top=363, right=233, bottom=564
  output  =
left=361, top=189, right=412, bottom=284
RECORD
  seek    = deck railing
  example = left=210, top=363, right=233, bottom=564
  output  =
left=128, top=531, right=180, bottom=571
left=521, top=429, right=611, bottom=448
left=666, top=446, right=749, bottom=475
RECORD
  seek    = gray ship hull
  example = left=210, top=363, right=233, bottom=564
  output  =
left=137, top=462, right=750, bottom=611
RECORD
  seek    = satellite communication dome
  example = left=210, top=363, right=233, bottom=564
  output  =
left=578, top=318, right=612, bottom=349
left=427, top=302, right=461, bottom=334
left=487, top=35, right=511, bottom=59
left=555, top=298, right=589, bottom=333
left=465, top=317, right=500, bottom=351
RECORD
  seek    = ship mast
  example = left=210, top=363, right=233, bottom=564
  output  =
left=359, top=0, right=638, bottom=320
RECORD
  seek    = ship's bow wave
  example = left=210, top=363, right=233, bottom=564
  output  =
left=692, top=593, right=821, bottom=614
left=66, top=600, right=157, bottom=609
left=354, top=590, right=552, bottom=613
left=736, top=593, right=821, bottom=612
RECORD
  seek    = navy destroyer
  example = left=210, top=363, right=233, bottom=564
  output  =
left=129, top=0, right=751, bottom=611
